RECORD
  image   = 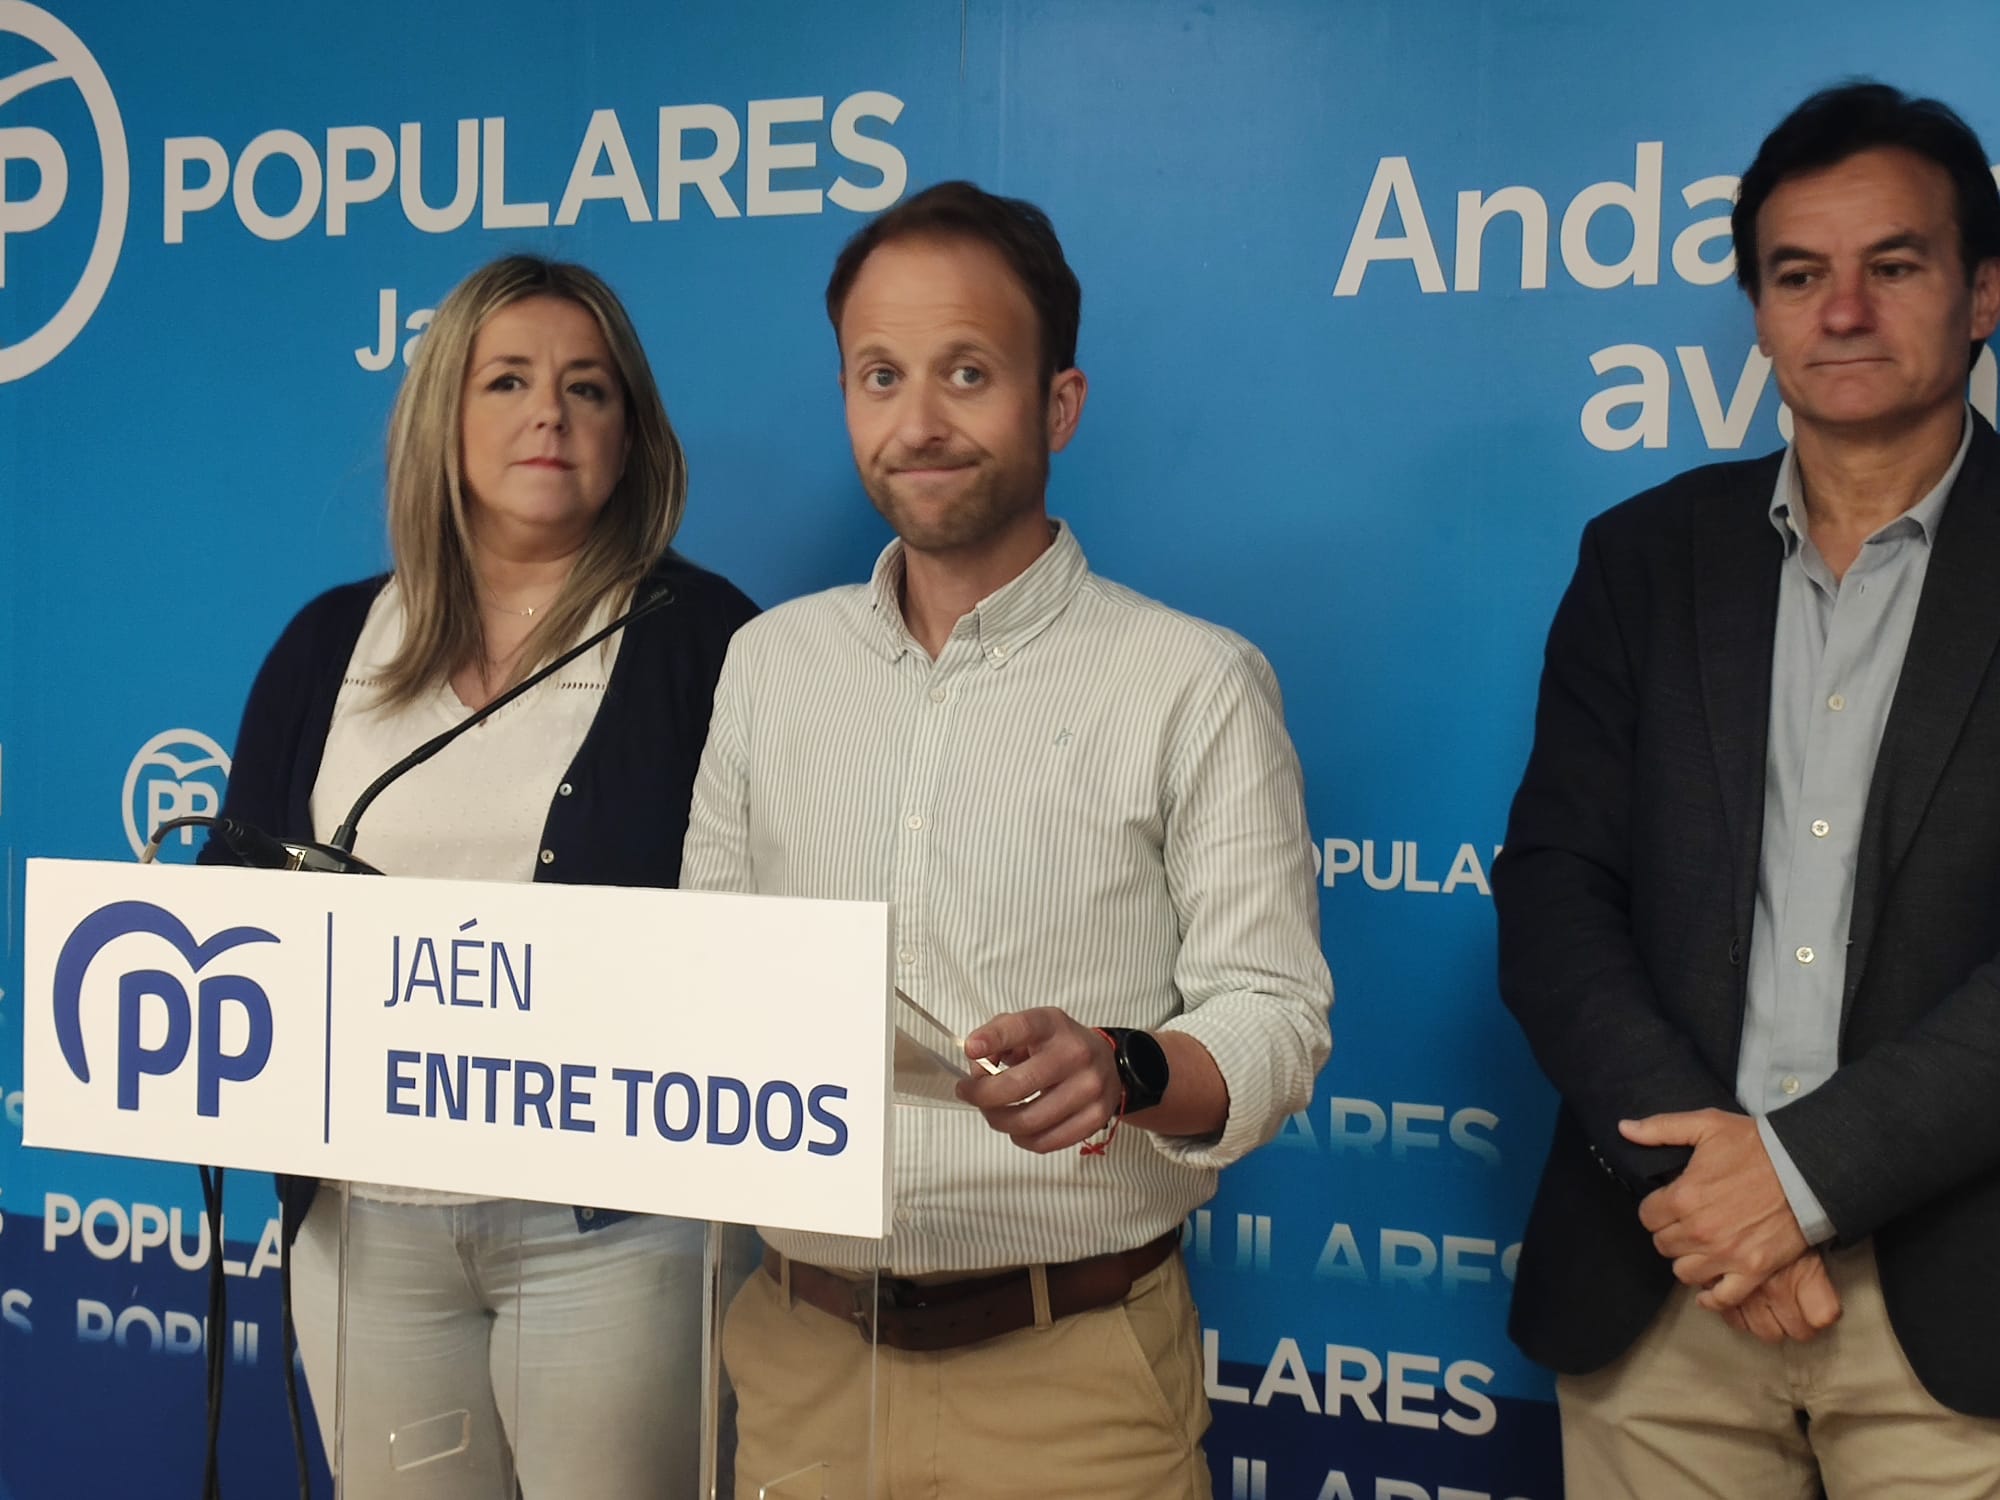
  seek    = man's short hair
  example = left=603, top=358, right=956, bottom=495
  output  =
left=1733, top=80, right=2000, bottom=300
left=825, top=180, right=1082, bottom=387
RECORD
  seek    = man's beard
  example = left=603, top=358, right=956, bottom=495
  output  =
left=864, top=447, right=1048, bottom=555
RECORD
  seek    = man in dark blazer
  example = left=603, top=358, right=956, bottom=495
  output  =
left=1495, top=82, right=2000, bottom=1496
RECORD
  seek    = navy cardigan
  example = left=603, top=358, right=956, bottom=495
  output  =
left=200, top=551, right=758, bottom=1243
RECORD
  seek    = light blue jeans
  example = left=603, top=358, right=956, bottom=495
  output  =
left=291, top=1192, right=706, bottom=1498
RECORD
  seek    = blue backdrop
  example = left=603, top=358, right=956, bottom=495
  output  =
left=6, top=3, right=2000, bottom=1496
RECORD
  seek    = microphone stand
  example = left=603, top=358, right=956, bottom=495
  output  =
left=327, top=581, right=678, bottom=860
left=137, top=579, right=677, bottom=1499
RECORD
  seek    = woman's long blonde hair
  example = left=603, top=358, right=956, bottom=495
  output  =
left=374, top=255, right=687, bottom=707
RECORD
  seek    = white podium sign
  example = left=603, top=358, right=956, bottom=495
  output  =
left=23, top=859, right=894, bottom=1239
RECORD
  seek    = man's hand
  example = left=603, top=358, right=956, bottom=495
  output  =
left=1621, top=1109, right=1809, bottom=1309
left=956, top=1008, right=1121, bottom=1153
left=1719, top=1252, right=1843, bottom=1345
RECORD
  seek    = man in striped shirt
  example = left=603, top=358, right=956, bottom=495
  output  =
left=682, top=180, right=1332, bottom=1499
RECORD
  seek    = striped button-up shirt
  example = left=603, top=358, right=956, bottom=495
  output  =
left=1746, top=415, right=1970, bottom=1241
left=682, top=522, right=1333, bottom=1272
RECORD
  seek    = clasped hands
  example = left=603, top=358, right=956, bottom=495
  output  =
left=950, top=1026, right=1849, bottom=1346
left=1619, top=1109, right=1842, bottom=1345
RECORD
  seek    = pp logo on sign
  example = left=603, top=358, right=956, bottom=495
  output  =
left=123, top=729, right=231, bottom=860
left=0, top=0, right=127, bottom=383
left=53, top=901, right=276, bottom=1116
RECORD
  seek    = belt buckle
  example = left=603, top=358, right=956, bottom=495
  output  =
left=851, top=1275, right=915, bottom=1344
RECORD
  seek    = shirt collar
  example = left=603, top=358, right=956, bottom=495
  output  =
left=866, top=519, right=1090, bottom=665
left=1768, top=406, right=1973, bottom=554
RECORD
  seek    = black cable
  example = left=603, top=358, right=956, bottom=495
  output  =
left=279, top=1214, right=311, bottom=1500
left=199, top=1164, right=228, bottom=1500
left=135, top=816, right=312, bottom=1496
left=140, top=814, right=225, bottom=861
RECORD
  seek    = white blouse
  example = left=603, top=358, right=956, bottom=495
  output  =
left=310, top=578, right=619, bottom=1204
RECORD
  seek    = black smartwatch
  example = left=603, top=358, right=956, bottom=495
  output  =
left=1100, top=1027, right=1171, bottom=1114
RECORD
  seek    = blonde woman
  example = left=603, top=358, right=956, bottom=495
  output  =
left=206, top=255, right=756, bottom=1496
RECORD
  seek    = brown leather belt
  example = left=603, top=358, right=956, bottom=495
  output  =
left=764, top=1229, right=1179, bottom=1352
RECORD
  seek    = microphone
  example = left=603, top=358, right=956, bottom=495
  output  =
left=147, top=579, right=677, bottom=1500
left=154, top=580, right=677, bottom=875
left=143, top=815, right=387, bottom=875
left=327, top=580, right=677, bottom=858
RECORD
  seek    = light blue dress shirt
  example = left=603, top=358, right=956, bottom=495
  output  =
left=1744, top=413, right=1973, bottom=1243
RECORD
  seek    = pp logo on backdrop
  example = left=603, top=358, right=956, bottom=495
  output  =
left=123, top=729, right=230, bottom=860
left=0, top=0, right=127, bottom=382
left=52, top=901, right=276, bottom=1116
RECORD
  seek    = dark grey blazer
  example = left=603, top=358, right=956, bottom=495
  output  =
left=1494, top=414, right=2000, bottom=1418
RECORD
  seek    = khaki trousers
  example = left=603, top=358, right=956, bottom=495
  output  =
left=1557, top=1241, right=2000, bottom=1498
left=722, top=1248, right=1213, bottom=1500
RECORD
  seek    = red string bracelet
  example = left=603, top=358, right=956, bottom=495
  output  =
left=1082, top=1028, right=1127, bottom=1156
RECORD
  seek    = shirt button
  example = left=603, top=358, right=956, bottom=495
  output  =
left=897, top=948, right=916, bottom=965
left=988, top=645, right=1008, bottom=663
left=558, top=782, right=574, bottom=797
left=540, top=849, right=555, bottom=865
left=1827, top=693, right=1846, bottom=712
left=1795, top=945, right=1815, bottom=964
left=1780, top=1076, right=1802, bottom=1096
left=580, top=1207, right=596, bottom=1220
left=930, top=687, right=947, bottom=703
left=1811, top=819, right=1830, bottom=837
left=906, top=814, right=924, bottom=831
